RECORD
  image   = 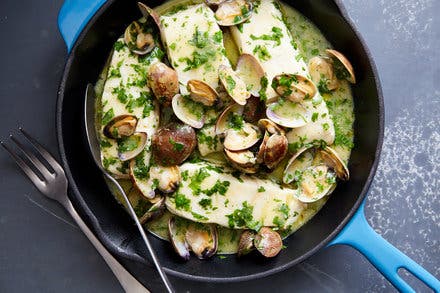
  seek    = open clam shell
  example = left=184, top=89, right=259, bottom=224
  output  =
left=326, top=49, right=356, bottom=84
left=117, top=132, right=148, bottom=161
left=215, top=0, right=253, bottom=26
left=320, top=146, right=350, bottom=180
left=258, top=118, right=285, bottom=135
left=148, top=165, right=181, bottom=193
left=214, top=103, right=244, bottom=135
left=139, top=196, right=166, bottom=224
left=243, top=95, right=264, bottom=123
left=172, top=94, right=205, bottom=129
left=137, top=2, right=162, bottom=31
left=236, top=54, right=265, bottom=97
left=124, top=21, right=155, bottom=55
left=266, top=100, right=311, bottom=129
left=223, top=122, right=261, bottom=151
left=293, top=165, right=336, bottom=203
left=187, top=80, right=219, bottom=107
left=308, top=56, right=339, bottom=92
left=185, top=223, right=218, bottom=259
left=218, top=65, right=250, bottom=105
left=272, top=74, right=317, bottom=103
left=263, top=133, right=288, bottom=170
left=225, top=149, right=258, bottom=174
left=168, top=217, right=190, bottom=261
left=103, top=114, right=138, bottom=139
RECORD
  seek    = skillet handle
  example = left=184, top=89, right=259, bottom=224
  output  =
left=58, top=0, right=107, bottom=52
left=328, top=200, right=440, bottom=292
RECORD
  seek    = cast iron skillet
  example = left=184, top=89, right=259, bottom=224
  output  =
left=56, top=0, right=439, bottom=291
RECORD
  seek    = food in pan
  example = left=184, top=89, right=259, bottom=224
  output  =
left=95, top=0, right=355, bottom=259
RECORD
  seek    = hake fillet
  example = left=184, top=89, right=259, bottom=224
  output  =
left=166, top=162, right=305, bottom=229
left=160, top=4, right=231, bottom=94
left=231, top=0, right=335, bottom=145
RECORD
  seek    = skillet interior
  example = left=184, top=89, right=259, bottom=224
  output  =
left=57, top=0, right=383, bottom=281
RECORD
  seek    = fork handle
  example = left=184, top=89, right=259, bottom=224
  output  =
left=62, top=199, right=149, bottom=293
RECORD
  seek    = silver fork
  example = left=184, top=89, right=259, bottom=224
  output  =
left=1, top=128, right=149, bottom=293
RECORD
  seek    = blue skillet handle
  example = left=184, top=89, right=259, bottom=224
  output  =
left=58, top=0, right=107, bottom=52
left=328, top=200, right=440, bottom=292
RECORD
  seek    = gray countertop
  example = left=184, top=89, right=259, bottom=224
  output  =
left=0, top=0, right=438, bottom=292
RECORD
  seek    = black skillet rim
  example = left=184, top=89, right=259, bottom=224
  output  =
left=56, top=0, right=385, bottom=282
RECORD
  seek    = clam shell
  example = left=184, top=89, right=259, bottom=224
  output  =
left=218, top=65, right=250, bottom=105
left=223, top=123, right=261, bottom=151
left=139, top=197, right=166, bottom=224
left=266, top=100, right=311, bottom=129
left=272, top=74, right=317, bottom=103
left=225, top=149, right=258, bottom=174
left=185, top=224, right=218, bottom=259
left=187, top=80, right=219, bottom=106
left=320, top=146, right=349, bottom=180
left=237, top=230, right=256, bottom=257
left=293, top=165, right=336, bottom=203
left=168, top=217, right=190, bottom=261
left=214, top=103, right=244, bottom=135
left=215, top=0, right=253, bottom=26
left=308, top=56, right=339, bottom=92
left=263, top=133, right=288, bottom=170
left=236, top=54, right=265, bottom=97
left=124, top=21, right=155, bottom=55
left=257, top=118, right=285, bottom=135
left=172, top=94, right=205, bottom=129
left=117, top=132, right=148, bottom=161
left=326, top=49, right=356, bottom=84
left=254, top=227, right=282, bottom=258
left=148, top=165, right=181, bottom=193
left=103, top=114, right=138, bottom=139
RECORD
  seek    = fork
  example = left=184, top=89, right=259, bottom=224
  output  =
left=1, top=128, right=149, bottom=293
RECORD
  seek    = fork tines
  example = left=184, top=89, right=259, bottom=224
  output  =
left=1, top=128, right=65, bottom=192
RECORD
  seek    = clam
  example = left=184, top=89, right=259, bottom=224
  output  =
left=205, top=0, right=226, bottom=9
left=148, top=62, right=179, bottom=106
left=263, top=133, right=288, bottom=170
left=256, top=131, right=269, bottom=164
left=139, top=196, right=166, bottom=224
left=214, top=103, right=244, bottom=136
left=308, top=56, right=339, bottom=92
left=272, top=74, right=317, bottom=103
left=149, top=165, right=181, bottom=193
left=283, top=146, right=349, bottom=203
left=266, top=100, right=311, bottom=128
left=185, top=223, right=218, bottom=259
left=294, top=165, right=336, bottom=203
left=225, top=149, right=258, bottom=174
left=187, top=80, right=219, bottom=106
left=168, top=217, right=190, bottom=260
left=103, top=115, right=138, bottom=139
left=124, top=21, right=155, bottom=55
left=237, top=230, right=256, bottom=257
left=236, top=54, right=265, bottom=97
left=320, top=146, right=350, bottom=180
left=218, top=65, right=250, bottom=105
left=243, top=96, right=264, bottom=123
left=258, top=118, right=285, bottom=135
left=152, top=122, right=197, bottom=166
left=215, top=0, right=253, bottom=26
left=326, top=49, right=356, bottom=84
left=254, top=227, right=283, bottom=258
left=117, top=132, right=148, bottom=161
left=223, top=123, right=261, bottom=151
left=137, top=2, right=162, bottom=31
left=172, top=94, right=205, bottom=129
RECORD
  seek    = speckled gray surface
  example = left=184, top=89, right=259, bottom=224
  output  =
left=0, top=0, right=438, bottom=292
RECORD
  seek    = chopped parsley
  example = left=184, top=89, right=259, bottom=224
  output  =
left=197, top=130, right=219, bottom=151
left=203, top=180, right=230, bottom=196
left=311, top=112, right=319, bottom=122
left=191, top=212, right=208, bottom=221
left=114, top=40, right=125, bottom=51
left=213, top=31, right=223, bottom=43
left=259, top=76, right=269, bottom=101
left=225, top=75, right=236, bottom=92
left=100, top=139, right=112, bottom=148
left=253, top=45, right=271, bottom=61
left=117, top=135, right=141, bottom=153
left=228, top=113, right=244, bottom=130
left=174, top=192, right=191, bottom=211
left=258, top=186, right=266, bottom=192
left=102, top=108, right=115, bottom=125
left=198, top=198, right=212, bottom=209
left=250, top=27, right=283, bottom=46
left=227, top=201, right=261, bottom=231
left=102, top=157, right=117, bottom=169
left=188, top=168, right=210, bottom=195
